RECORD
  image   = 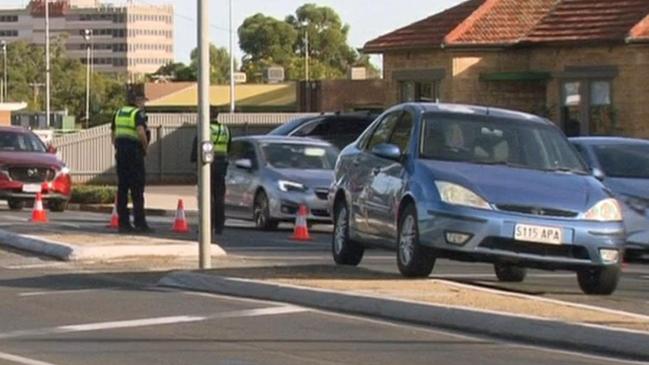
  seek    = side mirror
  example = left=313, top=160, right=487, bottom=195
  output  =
left=235, top=158, right=253, bottom=170
left=371, top=143, right=402, bottom=161
left=592, top=168, right=605, bottom=181
left=47, top=145, right=57, bottom=154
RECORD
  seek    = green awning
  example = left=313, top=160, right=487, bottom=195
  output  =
left=480, top=71, right=551, bottom=82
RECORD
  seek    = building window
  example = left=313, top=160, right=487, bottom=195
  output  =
left=399, top=81, right=440, bottom=103
left=0, top=30, right=18, bottom=37
left=561, top=79, right=614, bottom=136
left=0, top=15, right=19, bottom=22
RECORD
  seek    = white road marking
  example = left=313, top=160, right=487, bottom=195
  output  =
left=0, top=305, right=308, bottom=340
left=431, top=273, right=574, bottom=279
left=3, top=262, right=69, bottom=270
left=19, top=288, right=119, bottom=297
left=0, top=351, right=58, bottom=365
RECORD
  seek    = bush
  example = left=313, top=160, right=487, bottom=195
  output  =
left=70, top=185, right=117, bottom=205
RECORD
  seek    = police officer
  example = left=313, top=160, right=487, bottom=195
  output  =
left=191, top=107, right=231, bottom=234
left=111, top=91, right=152, bottom=234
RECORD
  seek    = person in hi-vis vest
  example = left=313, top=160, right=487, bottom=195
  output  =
left=111, top=91, right=152, bottom=234
left=191, top=107, right=231, bottom=234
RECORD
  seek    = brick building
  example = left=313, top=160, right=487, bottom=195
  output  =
left=363, top=0, right=649, bottom=137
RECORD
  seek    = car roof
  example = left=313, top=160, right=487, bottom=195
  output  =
left=234, top=135, right=334, bottom=147
left=0, top=126, right=30, bottom=133
left=569, top=136, right=649, bottom=146
left=395, top=102, right=551, bottom=125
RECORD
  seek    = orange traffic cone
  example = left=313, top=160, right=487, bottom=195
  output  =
left=107, top=196, right=119, bottom=229
left=172, top=199, right=189, bottom=233
left=30, top=192, right=48, bottom=223
left=291, top=204, right=311, bottom=241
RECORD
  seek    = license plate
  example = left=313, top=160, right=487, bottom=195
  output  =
left=514, top=224, right=562, bottom=245
left=22, top=184, right=42, bottom=193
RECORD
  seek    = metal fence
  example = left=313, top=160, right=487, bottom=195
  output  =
left=53, top=113, right=317, bottom=184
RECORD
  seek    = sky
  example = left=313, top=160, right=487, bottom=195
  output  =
left=3, top=0, right=463, bottom=65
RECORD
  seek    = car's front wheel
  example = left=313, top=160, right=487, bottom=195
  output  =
left=7, top=199, right=25, bottom=211
left=397, top=204, right=435, bottom=277
left=332, top=200, right=364, bottom=266
left=577, top=265, right=620, bottom=295
left=494, top=263, right=527, bottom=282
left=253, top=191, right=278, bottom=230
left=49, top=200, right=67, bottom=213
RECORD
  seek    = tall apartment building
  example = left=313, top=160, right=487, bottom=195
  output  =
left=0, top=0, right=174, bottom=79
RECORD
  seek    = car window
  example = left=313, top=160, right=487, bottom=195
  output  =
left=268, top=117, right=315, bottom=136
left=0, top=131, right=46, bottom=153
left=260, top=143, right=338, bottom=170
left=388, top=112, right=413, bottom=153
left=366, top=112, right=402, bottom=151
left=292, top=118, right=325, bottom=137
left=593, top=144, right=649, bottom=179
left=571, top=143, right=593, bottom=166
left=229, top=141, right=257, bottom=168
left=420, top=113, right=587, bottom=173
left=331, top=117, right=373, bottom=135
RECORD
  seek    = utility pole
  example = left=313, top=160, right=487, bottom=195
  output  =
left=304, top=27, right=310, bottom=112
left=1, top=40, right=6, bottom=103
left=84, top=29, right=92, bottom=129
left=229, top=0, right=235, bottom=113
left=197, top=0, right=211, bottom=269
left=45, top=0, right=51, bottom=128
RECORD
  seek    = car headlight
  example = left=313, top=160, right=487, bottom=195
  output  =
left=435, top=181, right=491, bottom=210
left=584, top=198, right=623, bottom=222
left=278, top=180, right=307, bottom=193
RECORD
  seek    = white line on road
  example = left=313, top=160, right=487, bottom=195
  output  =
left=0, top=305, right=308, bottom=340
left=430, top=273, right=574, bottom=279
left=3, top=262, right=70, bottom=270
left=0, top=351, right=58, bottom=365
left=18, top=288, right=119, bottom=297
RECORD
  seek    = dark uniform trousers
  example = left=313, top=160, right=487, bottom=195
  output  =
left=211, top=157, right=228, bottom=233
left=115, top=140, right=146, bottom=227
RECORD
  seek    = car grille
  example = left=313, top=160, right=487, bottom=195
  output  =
left=479, top=237, right=590, bottom=260
left=314, top=188, right=329, bottom=201
left=496, top=205, right=578, bottom=218
left=311, top=209, right=330, bottom=217
left=8, top=167, right=55, bottom=183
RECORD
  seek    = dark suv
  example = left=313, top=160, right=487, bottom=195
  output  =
left=268, top=112, right=377, bottom=150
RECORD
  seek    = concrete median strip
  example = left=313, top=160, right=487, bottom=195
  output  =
left=0, top=228, right=225, bottom=261
left=159, top=267, right=649, bottom=361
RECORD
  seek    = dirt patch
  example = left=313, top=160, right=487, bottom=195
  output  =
left=205, top=265, right=649, bottom=333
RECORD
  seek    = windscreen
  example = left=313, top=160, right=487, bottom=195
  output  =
left=0, top=131, right=47, bottom=153
left=594, top=144, right=649, bottom=179
left=261, top=143, right=338, bottom=170
left=420, top=114, right=587, bottom=173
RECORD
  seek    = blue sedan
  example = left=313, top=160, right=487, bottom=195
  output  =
left=330, top=103, right=625, bottom=295
left=571, top=137, right=649, bottom=259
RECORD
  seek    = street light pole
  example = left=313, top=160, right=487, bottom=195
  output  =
left=229, top=0, right=235, bottom=113
left=84, top=29, right=92, bottom=129
left=1, top=40, right=6, bottom=103
left=304, top=27, right=310, bottom=112
left=45, top=0, right=51, bottom=128
left=197, top=0, right=211, bottom=269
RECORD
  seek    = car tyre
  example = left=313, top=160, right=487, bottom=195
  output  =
left=49, top=200, right=67, bottom=213
left=577, top=265, right=620, bottom=295
left=8, top=199, right=25, bottom=211
left=397, top=204, right=435, bottom=278
left=253, top=191, right=278, bottom=230
left=494, top=263, right=527, bottom=282
left=332, top=200, right=364, bottom=266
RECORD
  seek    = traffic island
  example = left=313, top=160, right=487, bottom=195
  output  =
left=159, top=265, right=649, bottom=361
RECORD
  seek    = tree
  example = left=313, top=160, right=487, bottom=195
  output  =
left=190, top=44, right=238, bottom=84
left=4, top=39, right=126, bottom=127
left=150, top=62, right=196, bottom=82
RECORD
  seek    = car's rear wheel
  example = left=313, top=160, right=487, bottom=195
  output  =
left=332, top=200, right=364, bottom=266
left=494, top=263, right=527, bottom=282
left=49, top=200, right=67, bottom=213
left=253, top=191, right=278, bottom=230
left=7, top=199, right=25, bottom=211
left=577, top=265, right=620, bottom=295
left=397, top=204, right=435, bottom=277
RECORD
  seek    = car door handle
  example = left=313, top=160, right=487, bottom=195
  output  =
left=371, top=167, right=381, bottom=176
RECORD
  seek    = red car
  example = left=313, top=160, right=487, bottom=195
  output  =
left=0, top=126, right=71, bottom=212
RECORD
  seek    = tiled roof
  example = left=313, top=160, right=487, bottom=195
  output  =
left=523, top=0, right=649, bottom=43
left=363, top=0, right=649, bottom=52
left=447, top=0, right=558, bottom=45
left=363, top=0, right=486, bottom=52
